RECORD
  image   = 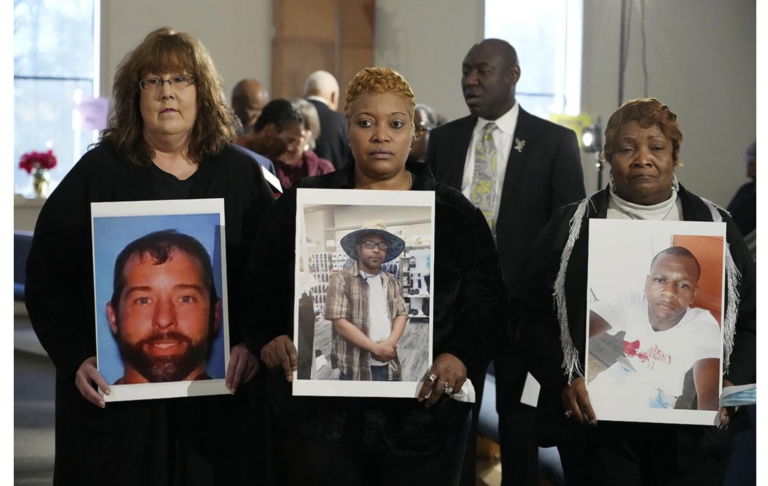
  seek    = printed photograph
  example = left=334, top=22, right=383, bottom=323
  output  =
left=586, top=219, right=726, bottom=426
left=91, top=199, right=230, bottom=401
left=293, top=189, right=435, bottom=398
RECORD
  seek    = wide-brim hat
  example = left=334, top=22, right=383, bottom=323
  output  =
left=340, top=219, right=405, bottom=263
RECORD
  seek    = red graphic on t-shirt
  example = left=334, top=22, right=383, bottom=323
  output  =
left=623, top=340, right=672, bottom=370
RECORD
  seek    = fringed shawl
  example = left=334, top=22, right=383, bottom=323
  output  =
left=554, top=197, right=741, bottom=384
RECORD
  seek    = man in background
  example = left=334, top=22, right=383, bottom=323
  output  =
left=426, top=38, right=586, bottom=486
left=238, top=99, right=304, bottom=168
left=232, top=79, right=269, bottom=134
left=304, top=70, right=348, bottom=169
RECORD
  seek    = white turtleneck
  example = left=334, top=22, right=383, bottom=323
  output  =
left=607, top=189, right=683, bottom=221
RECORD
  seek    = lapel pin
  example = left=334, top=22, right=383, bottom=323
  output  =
left=514, top=138, right=526, bottom=153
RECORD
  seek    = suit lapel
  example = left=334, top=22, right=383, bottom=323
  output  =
left=496, top=108, right=536, bottom=230
left=445, top=116, right=476, bottom=190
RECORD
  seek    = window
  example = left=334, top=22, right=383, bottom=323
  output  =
left=14, top=0, right=99, bottom=195
left=485, top=0, right=583, bottom=118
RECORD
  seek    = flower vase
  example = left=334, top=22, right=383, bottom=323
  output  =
left=32, top=170, right=50, bottom=198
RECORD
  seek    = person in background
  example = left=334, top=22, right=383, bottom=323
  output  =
left=409, top=103, right=438, bottom=162
left=273, top=98, right=334, bottom=190
left=231, top=78, right=269, bottom=134
left=25, top=27, right=272, bottom=486
left=426, top=38, right=586, bottom=486
left=247, top=67, right=509, bottom=485
left=514, top=98, right=755, bottom=485
left=304, top=70, right=349, bottom=169
left=237, top=99, right=304, bottom=167
left=727, top=140, right=756, bottom=258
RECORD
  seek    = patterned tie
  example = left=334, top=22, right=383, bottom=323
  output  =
left=470, top=122, right=498, bottom=230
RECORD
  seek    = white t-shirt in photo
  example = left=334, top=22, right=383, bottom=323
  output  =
left=591, top=290, right=721, bottom=397
left=366, top=272, right=392, bottom=365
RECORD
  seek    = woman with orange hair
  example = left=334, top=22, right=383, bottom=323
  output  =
left=246, top=67, right=509, bottom=484
left=514, top=98, right=755, bottom=484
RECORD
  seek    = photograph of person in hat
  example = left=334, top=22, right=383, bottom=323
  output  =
left=325, top=219, right=409, bottom=381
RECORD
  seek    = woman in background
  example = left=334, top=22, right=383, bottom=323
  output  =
left=273, top=98, right=335, bottom=190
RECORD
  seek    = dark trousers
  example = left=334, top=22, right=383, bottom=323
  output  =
left=558, top=421, right=738, bottom=486
left=499, top=407, right=539, bottom=486
left=273, top=415, right=472, bottom=486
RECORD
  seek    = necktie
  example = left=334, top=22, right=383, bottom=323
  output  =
left=470, top=122, right=498, bottom=230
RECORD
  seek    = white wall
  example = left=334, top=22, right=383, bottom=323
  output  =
left=374, top=0, right=755, bottom=207
left=581, top=0, right=756, bottom=205
left=95, top=0, right=754, bottom=207
left=374, top=0, right=484, bottom=122
left=99, top=0, right=272, bottom=103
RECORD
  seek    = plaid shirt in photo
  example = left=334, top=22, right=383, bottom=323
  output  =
left=325, top=262, right=407, bottom=380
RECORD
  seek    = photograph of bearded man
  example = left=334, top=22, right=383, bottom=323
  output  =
left=105, top=229, right=223, bottom=384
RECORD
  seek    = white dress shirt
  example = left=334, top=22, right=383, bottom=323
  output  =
left=461, top=103, right=520, bottom=230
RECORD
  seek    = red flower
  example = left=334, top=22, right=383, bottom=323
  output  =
left=19, top=150, right=57, bottom=174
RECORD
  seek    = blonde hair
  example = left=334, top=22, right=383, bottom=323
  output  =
left=100, top=27, right=239, bottom=166
left=344, top=67, right=415, bottom=131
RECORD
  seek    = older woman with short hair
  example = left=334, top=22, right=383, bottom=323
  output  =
left=514, top=98, right=755, bottom=485
left=247, top=67, right=509, bottom=485
left=25, top=27, right=273, bottom=485
left=272, top=98, right=335, bottom=190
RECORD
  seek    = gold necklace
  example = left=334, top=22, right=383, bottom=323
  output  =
left=355, top=170, right=412, bottom=190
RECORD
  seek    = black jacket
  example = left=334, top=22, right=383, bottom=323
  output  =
left=25, top=140, right=274, bottom=485
left=426, top=107, right=585, bottom=408
left=244, top=160, right=510, bottom=458
left=308, top=98, right=349, bottom=170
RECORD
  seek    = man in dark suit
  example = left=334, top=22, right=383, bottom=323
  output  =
left=304, top=70, right=348, bottom=169
left=426, top=38, right=586, bottom=486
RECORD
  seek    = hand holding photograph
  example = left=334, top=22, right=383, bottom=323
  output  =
left=91, top=199, right=230, bottom=402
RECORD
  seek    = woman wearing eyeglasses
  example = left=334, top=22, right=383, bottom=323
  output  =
left=25, top=28, right=273, bottom=485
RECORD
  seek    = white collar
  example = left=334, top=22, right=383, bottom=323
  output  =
left=609, top=189, right=678, bottom=220
left=475, top=102, right=519, bottom=135
left=307, top=95, right=330, bottom=106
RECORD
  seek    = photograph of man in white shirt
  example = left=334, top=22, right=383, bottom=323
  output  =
left=587, top=246, right=722, bottom=413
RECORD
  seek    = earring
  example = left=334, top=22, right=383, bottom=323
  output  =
left=671, top=173, right=680, bottom=192
left=609, top=173, right=617, bottom=193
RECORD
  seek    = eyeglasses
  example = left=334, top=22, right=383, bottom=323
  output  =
left=362, top=240, right=389, bottom=251
left=414, top=126, right=432, bottom=138
left=139, top=75, right=196, bottom=92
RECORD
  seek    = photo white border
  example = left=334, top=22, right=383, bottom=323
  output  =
left=91, top=198, right=231, bottom=402
left=293, top=188, right=436, bottom=398
left=586, top=219, right=727, bottom=426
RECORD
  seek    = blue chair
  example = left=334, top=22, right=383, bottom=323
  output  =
left=14, top=230, right=34, bottom=302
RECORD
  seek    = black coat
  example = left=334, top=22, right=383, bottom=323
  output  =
left=25, top=141, right=274, bottom=486
left=243, top=160, right=510, bottom=458
left=425, top=107, right=586, bottom=409
left=514, top=185, right=756, bottom=471
left=308, top=98, right=349, bottom=170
